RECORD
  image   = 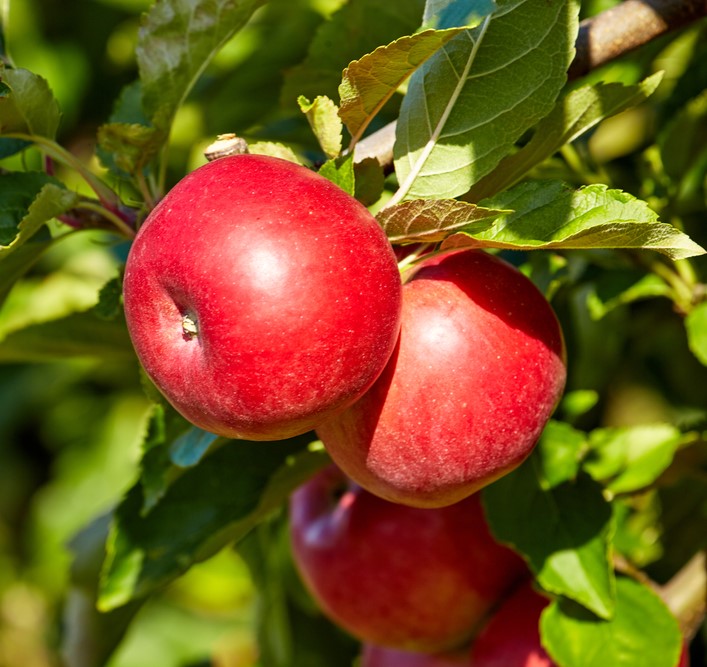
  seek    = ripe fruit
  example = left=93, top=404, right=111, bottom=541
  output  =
left=361, top=644, right=469, bottom=667
left=469, top=582, right=690, bottom=667
left=316, top=249, right=566, bottom=507
left=470, top=583, right=554, bottom=666
left=123, top=154, right=402, bottom=440
left=289, top=465, right=528, bottom=653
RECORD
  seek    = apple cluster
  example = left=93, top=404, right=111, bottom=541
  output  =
left=122, top=155, right=577, bottom=661
left=123, top=154, right=567, bottom=507
left=290, top=466, right=691, bottom=667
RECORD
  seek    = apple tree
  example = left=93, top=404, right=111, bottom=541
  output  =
left=0, top=0, right=706, bottom=665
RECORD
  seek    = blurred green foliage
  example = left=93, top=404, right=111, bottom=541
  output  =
left=0, top=0, right=706, bottom=666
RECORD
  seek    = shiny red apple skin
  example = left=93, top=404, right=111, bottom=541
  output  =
left=289, top=465, right=528, bottom=653
left=361, top=644, right=470, bottom=667
left=123, top=155, right=402, bottom=440
left=316, top=249, right=566, bottom=507
left=470, top=582, right=690, bottom=667
left=470, top=583, right=554, bottom=667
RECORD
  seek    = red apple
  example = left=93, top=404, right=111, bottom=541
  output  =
left=361, top=644, right=470, bottom=667
left=470, top=582, right=690, bottom=667
left=289, top=465, right=528, bottom=653
left=123, top=154, right=402, bottom=440
left=316, top=249, right=566, bottom=507
left=470, top=583, right=554, bottom=667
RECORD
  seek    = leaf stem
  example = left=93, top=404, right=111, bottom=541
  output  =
left=649, top=258, right=698, bottom=314
left=7, top=132, right=120, bottom=208
left=385, top=17, right=492, bottom=209
left=75, top=201, right=136, bottom=239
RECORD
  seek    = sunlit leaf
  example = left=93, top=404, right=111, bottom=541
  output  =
left=585, top=271, right=670, bottom=320
left=484, top=459, right=615, bottom=619
left=299, top=95, right=342, bottom=159
left=339, top=27, right=466, bottom=144
left=541, top=577, right=683, bottom=667
left=97, top=122, right=164, bottom=177
left=0, top=64, right=61, bottom=138
left=377, top=198, right=502, bottom=243
left=466, top=72, right=664, bottom=202
left=136, top=0, right=265, bottom=131
left=318, top=154, right=355, bottom=195
left=536, top=420, right=587, bottom=489
left=0, top=172, right=79, bottom=257
left=442, top=181, right=706, bottom=260
left=393, top=0, right=579, bottom=201
left=99, top=438, right=329, bottom=610
left=248, top=141, right=303, bottom=164
left=282, top=0, right=426, bottom=106
left=686, top=300, right=707, bottom=366
left=584, top=424, right=684, bottom=496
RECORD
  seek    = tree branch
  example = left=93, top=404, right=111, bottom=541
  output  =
left=354, top=0, right=707, bottom=169
left=570, top=0, right=707, bottom=79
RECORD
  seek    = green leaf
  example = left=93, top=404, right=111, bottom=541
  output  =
left=0, top=172, right=79, bottom=256
left=0, top=310, right=135, bottom=362
left=586, top=271, right=670, bottom=320
left=93, top=276, right=124, bottom=321
left=484, top=461, right=615, bottom=619
left=97, top=122, right=164, bottom=178
left=298, top=95, right=342, bottom=159
left=353, top=157, right=385, bottom=206
left=281, top=0, right=426, bottom=107
left=466, top=72, right=664, bottom=202
left=98, top=438, right=330, bottom=610
left=392, top=0, right=579, bottom=201
left=376, top=198, right=502, bottom=243
left=338, top=27, right=466, bottom=144
left=660, top=89, right=707, bottom=187
left=136, top=0, right=265, bottom=131
left=442, top=181, right=706, bottom=260
left=0, top=64, right=61, bottom=138
left=536, top=420, right=587, bottom=489
left=583, top=424, right=683, bottom=496
left=248, top=141, right=303, bottom=164
left=422, top=0, right=496, bottom=29
left=560, top=389, right=599, bottom=422
left=541, top=577, right=683, bottom=667
left=318, top=154, right=355, bottom=196
left=686, top=301, right=707, bottom=366
left=0, top=229, right=53, bottom=306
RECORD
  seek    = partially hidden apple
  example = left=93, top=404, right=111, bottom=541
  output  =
left=123, top=154, right=402, bottom=440
left=316, top=249, right=567, bottom=507
left=289, top=465, right=528, bottom=653
left=469, top=583, right=554, bottom=667
left=469, top=582, right=690, bottom=667
left=361, top=644, right=469, bottom=667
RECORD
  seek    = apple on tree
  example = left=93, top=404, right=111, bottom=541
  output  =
left=361, top=644, right=469, bottom=667
left=469, top=582, right=690, bottom=667
left=122, top=154, right=402, bottom=441
left=289, top=465, right=528, bottom=653
left=362, top=583, right=691, bottom=666
left=316, top=249, right=567, bottom=508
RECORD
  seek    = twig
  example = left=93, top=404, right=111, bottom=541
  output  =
left=570, top=0, right=707, bottom=79
left=660, top=550, right=707, bottom=641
